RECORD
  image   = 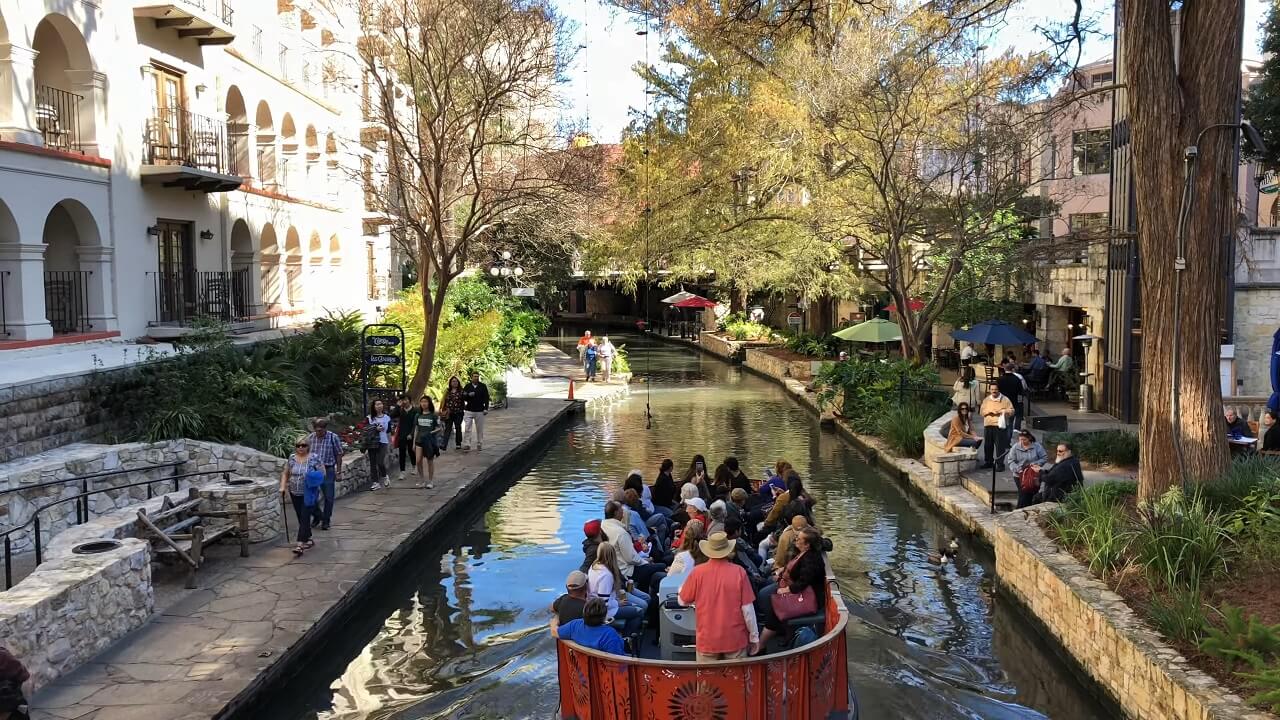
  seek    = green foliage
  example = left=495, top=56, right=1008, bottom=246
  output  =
left=1199, top=456, right=1280, bottom=513
left=723, top=320, right=774, bottom=342
left=1146, top=588, right=1210, bottom=645
left=782, top=331, right=838, bottom=357
left=877, top=403, right=935, bottom=458
left=1240, top=665, right=1280, bottom=713
left=1135, top=487, right=1233, bottom=596
left=1200, top=604, right=1280, bottom=670
left=1243, top=0, right=1280, bottom=168
left=813, top=356, right=941, bottom=434
left=1222, top=482, right=1280, bottom=553
left=1047, top=482, right=1136, bottom=576
left=612, top=344, right=632, bottom=375
left=1044, top=430, right=1140, bottom=467
left=935, top=298, right=1026, bottom=332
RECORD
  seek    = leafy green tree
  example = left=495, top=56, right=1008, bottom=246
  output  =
left=1244, top=1, right=1280, bottom=168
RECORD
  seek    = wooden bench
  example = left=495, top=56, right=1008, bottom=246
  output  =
left=135, top=488, right=249, bottom=588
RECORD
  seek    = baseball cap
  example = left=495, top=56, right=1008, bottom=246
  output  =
left=684, top=497, right=707, bottom=513
left=565, top=570, right=588, bottom=589
left=583, top=519, right=602, bottom=537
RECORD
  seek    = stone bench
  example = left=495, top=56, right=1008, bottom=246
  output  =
left=923, top=411, right=979, bottom=487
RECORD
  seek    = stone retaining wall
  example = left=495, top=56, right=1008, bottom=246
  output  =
left=0, top=538, right=152, bottom=689
left=994, top=508, right=1273, bottom=720
left=0, top=373, right=115, bottom=465
left=697, top=332, right=740, bottom=360
left=744, top=348, right=824, bottom=382
left=922, top=411, right=978, bottom=487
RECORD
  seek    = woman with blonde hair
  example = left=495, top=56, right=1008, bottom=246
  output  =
left=587, top=542, right=647, bottom=638
left=668, top=519, right=708, bottom=577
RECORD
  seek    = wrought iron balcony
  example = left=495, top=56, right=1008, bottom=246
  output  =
left=133, top=0, right=235, bottom=45
left=147, top=269, right=256, bottom=326
left=34, top=86, right=84, bottom=153
left=142, top=109, right=243, bottom=192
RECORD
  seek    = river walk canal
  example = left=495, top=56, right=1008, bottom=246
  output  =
left=259, top=334, right=1118, bottom=720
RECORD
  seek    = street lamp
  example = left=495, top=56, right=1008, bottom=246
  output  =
left=489, top=250, right=523, bottom=279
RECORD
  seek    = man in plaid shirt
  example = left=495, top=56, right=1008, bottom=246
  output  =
left=308, top=417, right=345, bottom=530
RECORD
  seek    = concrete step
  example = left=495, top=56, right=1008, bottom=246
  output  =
left=961, top=474, right=1018, bottom=511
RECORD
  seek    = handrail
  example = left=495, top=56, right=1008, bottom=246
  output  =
left=0, top=460, right=185, bottom=500
left=2, top=469, right=230, bottom=590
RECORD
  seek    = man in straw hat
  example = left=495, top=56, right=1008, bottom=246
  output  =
left=678, top=531, right=761, bottom=661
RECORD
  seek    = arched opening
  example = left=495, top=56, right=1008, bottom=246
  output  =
left=304, top=125, right=319, bottom=192
left=230, top=219, right=255, bottom=317
left=326, top=234, right=343, bottom=299
left=284, top=227, right=303, bottom=307
left=255, top=101, right=275, bottom=186
left=0, top=199, right=19, bottom=337
left=226, top=86, right=250, bottom=178
left=32, top=14, right=96, bottom=153
left=279, top=114, right=297, bottom=193
left=259, top=222, right=281, bottom=310
left=324, top=134, right=338, bottom=200
left=307, top=231, right=324, bottom=309
left=41, top=200, right=100, bottom=334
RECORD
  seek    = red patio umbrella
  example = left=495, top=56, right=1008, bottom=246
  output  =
left=885, top=298, right=926, bottom=313
left=672, top=296, right=719, bottom=309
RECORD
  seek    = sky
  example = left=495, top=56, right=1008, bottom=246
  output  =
left=554, top=0, right=1270, bottom=144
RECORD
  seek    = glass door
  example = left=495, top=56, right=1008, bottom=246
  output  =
left=157, top=221, right=194, bottom=323
left=152, top=66, right=185, bottom=165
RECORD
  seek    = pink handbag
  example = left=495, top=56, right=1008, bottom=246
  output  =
left=771, top=555, right=820, bottom=621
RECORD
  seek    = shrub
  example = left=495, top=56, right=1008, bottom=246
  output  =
left=1135, top=487, right=1233, bottom=595
left=1147, top=588, right=1210, bottom=645
left=782, top=331, right=839, bottom=357
left=877, top=403, right=935, bottom=458
left=1222, top=482, right=1280, bottom=553
left=1200, top=604, right=1280, bottom=670
left=1240, top=665, right=1280, bottom=713
left=723, top=320, right=773, bottom=342
left=612, top=344, right=631, bottom=375
left=1200, top=456, right=1280, bottom=513
left=1047, top=483, right=1136, bottom=576
left=813, top=357, right=941, bottom=434
left=1044, top=429, right=1139, bottom=467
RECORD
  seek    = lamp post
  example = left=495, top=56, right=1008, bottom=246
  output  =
left=488, top=249, right=524, bottom=282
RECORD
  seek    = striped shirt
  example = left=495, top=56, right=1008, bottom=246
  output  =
left=308, top=430, right=344, bottom=467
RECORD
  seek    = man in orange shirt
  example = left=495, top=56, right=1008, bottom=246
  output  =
left=678, top=532, right=760, bottom=661
left=576, top=330, right=593, bottom=370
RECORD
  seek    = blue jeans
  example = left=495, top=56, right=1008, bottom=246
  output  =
left=321, top=465, right=337, bottom=525
left=612, top=603, right=645, bottom=637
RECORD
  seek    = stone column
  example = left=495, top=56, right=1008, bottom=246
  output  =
left=64, top=70, right=108, bottom=157
left=0, top=243, right=53, bottom=340
left=231, top=249, right=259, bottom=309
left=75, top=245, right=118, bottom=331
left=242, top=122, right=259, bottom=181
left=0, top=43, right=40, bottom=145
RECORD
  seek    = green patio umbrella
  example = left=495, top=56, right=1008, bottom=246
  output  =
left=833, top=318, right=903, bottom=343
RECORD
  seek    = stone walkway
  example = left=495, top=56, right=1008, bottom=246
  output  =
left=29, top=397, right=575, bottom=720
left=506, top=342, right=631, bottom=404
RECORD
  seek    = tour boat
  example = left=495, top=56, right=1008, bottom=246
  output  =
left=556, top=568, right=857, bottom=719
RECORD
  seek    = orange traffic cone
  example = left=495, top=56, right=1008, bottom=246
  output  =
left=567, top=378, right=575, bottom=400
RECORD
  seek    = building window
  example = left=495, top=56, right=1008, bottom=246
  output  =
left=1072, top=129, right=1111, bottom=176
left=251, top=26, right=264, bottom=65
left=1067, top=212, right=1108, bottom=263
left=1091, top=72, right=1113, bottom=88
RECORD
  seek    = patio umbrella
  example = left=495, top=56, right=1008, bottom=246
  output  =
left=885, top=298, right=926, bottom=313
left=950, top=319, right=1038, bottom=346
left=833, top=318, right=902, bottom=343
left=662, top=289, right=696, bottom=304
left=1270, top=327, right=1280, bottom=411
left=671, top=296, right=719, bottom=309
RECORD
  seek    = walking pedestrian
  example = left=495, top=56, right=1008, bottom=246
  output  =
left=597, top=336, right=616, bottom=382
left=307, top=418, right=344, bottom=531
left=440, top=376, right=465, bottom=452
left=414, top=394, right=441, bottom=488
left=391, top=395, right=415, bottom=478
left=462, top=371, right=490, bottom=451
left=577, top=330, right=593, bottom=369
left=366, top=399, right=392, bottom=490
left=978, top=384, right=1014, bottom=471
left=997, top=363, right=1026, bottom=435
left=280, top=435, right=323, bottom=556
left=584, top=338, right=599, bottom=382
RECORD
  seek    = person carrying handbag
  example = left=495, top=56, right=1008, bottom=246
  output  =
left=754, top=526, right=826, bottom=653
left=1008, top=430, right=1047, bottom=509
left=280, top=435, right=325, bottom=556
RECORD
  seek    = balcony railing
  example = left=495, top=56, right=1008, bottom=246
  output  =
left=173, top=0, right=234, bottom=26
left=35, top=85, right=83, bottom=153
left=147, top=269, right=255, bottom=326
left=144, top=108, right=240, bottom=176
left=44, top=270, right=93, bottom=334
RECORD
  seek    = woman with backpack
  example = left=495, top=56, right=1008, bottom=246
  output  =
left=413, top=395, right=442, bottom=488
left=584, top=338, right=599, bottom=382
left=366, top=399, right=392, bottom=490
left=280, top=434, right=324, bottom=556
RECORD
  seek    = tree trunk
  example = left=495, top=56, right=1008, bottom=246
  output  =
left=1123, top=0, right=1239, bottom=500
left=407, top=277, right=449, bottom=399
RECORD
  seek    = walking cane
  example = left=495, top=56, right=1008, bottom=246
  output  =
left=280, top=491, right=290, bottom=546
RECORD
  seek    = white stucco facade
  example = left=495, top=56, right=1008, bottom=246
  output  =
left=0, top=0, right=391, bottom=343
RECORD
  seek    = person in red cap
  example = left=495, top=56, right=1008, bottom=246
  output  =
left=579, top=519, right=603, bottom=573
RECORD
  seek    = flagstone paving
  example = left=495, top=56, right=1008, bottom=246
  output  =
left=29, top=397, right=576, bottom=720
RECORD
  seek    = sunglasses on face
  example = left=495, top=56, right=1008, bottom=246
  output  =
left=296, top=443, right=309, bottom=448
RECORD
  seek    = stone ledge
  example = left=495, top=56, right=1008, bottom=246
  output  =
left=922, top=411, right=978, bottom=487
left=994, top=508, right=1277, bottom=720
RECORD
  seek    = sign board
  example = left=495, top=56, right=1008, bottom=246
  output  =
left=1261, top=171, right=1280, bottom=194
left=511, top=287, right=535, bottom=297
left=361, top=323, right=406, bottom=413
left=786, top=311, right=803, bottom=329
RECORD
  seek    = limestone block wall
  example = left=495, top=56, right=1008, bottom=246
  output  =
left=744, top=349, right=822, bottom=382
left=994, top=509, right=1273, bottom=720
left=198, top=477, right=283, bottom=543
left=0, top=539, right=152, bottom=690
left=0, top=373, right=114, bottom=465
left=922, top=411, right=977, bottom=487
left=1233, top=288, right=1280, bottom=398
left=698, top=332, right=740, bottom=361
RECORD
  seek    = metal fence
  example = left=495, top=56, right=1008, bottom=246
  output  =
left=43, top=270, right=92, bottom=334
left=35, top=85, right=83, bottom=153
left=144, top=108, right=240, bottom=176
left=148, top=268, right=255, bottom=326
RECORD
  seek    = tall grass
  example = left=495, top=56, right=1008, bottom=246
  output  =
left=1135, top=487, right=1234, bottom=596
left=1047, top=481, right=1137, bottom=576
left=877, top=403, right=936, bottom=458
left=1044, top=429, right=1139, bottom=466
left=1199, top=456, right=1280, bottom=513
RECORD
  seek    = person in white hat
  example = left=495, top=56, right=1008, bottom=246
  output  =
left=678, top=532, right=760, bottom=661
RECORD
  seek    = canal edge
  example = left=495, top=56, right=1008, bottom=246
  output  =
left=212, top=399, right=582, bottom=720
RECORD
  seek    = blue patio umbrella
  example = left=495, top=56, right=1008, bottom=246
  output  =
left=950, top=319, right=1038, bottom=347
left=1269, top=327, right=1280, bottom=412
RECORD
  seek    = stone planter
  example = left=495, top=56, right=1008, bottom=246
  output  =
left=198, top=476, right=283, bottom=543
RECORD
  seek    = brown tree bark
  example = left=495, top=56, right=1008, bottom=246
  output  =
left=406, top=277, right=449, bottom=399
left=1122, top=0, right=1240, bottom=500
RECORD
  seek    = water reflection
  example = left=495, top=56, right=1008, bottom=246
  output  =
left=262, top=333, right=1116, bottom=720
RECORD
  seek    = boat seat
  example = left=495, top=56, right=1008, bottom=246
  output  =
left=785, top=612, right=825, bottom=633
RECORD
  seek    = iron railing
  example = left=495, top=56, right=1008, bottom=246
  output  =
left=174, top=0, right=234, bottom=26
left=35, top=85, right=83, bottom=153
left=0, top=270, right=9, bottom=337
left=43, top=270, right=92, bottom=334
left=144, top=108, right=240, bottom=176
left=1, top=467, right=232, bottom=589
left=147, top=268, right=255, bottom=326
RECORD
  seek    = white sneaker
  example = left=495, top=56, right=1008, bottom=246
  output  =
left=370, top=482, right=382, bottom=490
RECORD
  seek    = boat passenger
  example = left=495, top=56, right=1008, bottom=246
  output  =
left=668, top=520, right=708, bottom=579
left=588, top=542, right=647, bottom=638
left=680, top=455, right=712, bottom=501
left=600, top=501, right=666, bottom=594
left=651, top=459, right=677, bottom=515
left=707, top=500, right=728, bottom=536
left=550, top=570, right=590, bottom=638
left=671, top=497, right=707, bottom=549
left=725, top=517, right=769, bottom=591
left=678, top=532, right=761, bottom=661
left=724, top=457, right=753, bottom=494
left=579, top=519, right=603, bottom=574
left=763, top=473, right=814, bottom=529
left=726, top=488, right=749, bottom=527
left=623, top=470, right=655, bottom=514
left=557, top=597, right=626, bottom=656
left=756, top=527, right=826, bottom=652
left=670, top=485, right=703, bottom=528
left=771, top=514, right=813, bottom=572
